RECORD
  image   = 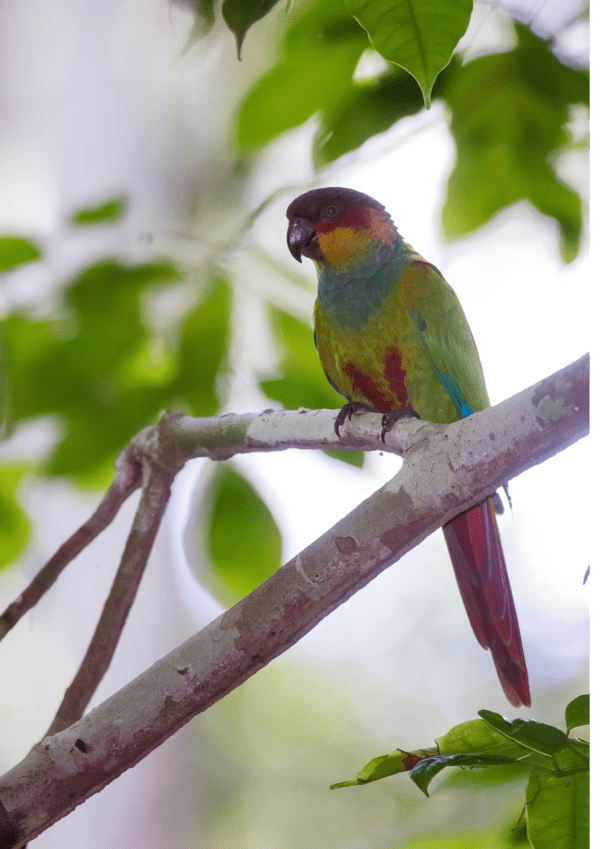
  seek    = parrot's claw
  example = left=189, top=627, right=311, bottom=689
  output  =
left=380, top=408, right=420, bottom=443
left=334, top=402, right=375, bottom=437
left=492, top=483, right=512, bottom=515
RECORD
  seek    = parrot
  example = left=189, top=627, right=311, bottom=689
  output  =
left=286, top=186, right=530, bottom=707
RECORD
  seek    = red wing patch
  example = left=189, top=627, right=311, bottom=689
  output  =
left=342, top=362, right=390, bottom=411
left=383, top=347, right=409, bottom=409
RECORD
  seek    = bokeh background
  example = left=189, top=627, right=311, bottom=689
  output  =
left=0, top=1, right=589, bottom=847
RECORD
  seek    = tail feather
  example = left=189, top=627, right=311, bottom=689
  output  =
left=443, top=498, right=530, bottom=707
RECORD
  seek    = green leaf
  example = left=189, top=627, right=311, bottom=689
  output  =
left=479, top=711, right=568, bottom=757
left=170, top=275, right=231, bottom=417
left=526, top=750, right=589, bottom=849
left=70, top=196, right=127, bottom=226
left=410, top=752, right=518, bottom=797
left=223, top=0, right=282, bottom=58
left=443, top=24, right=589, bottom=262
left=0, top=465, right=31, bottom=569
left=237, top=0, right=367, bottom=151
left=206, top=465, right=282, bottom=603
left=315, top=57, right=457, bottom=166
left=345, top=0, right=473, bottom=108
left=0, top=237, right=41, bottom=273
left=437, top=717, right=535, bottom=760
left=260, top=307, right=364, bottom=468
left=331, top=748, right=429, bottom=788
left=565, top=695, right=589, bottom=732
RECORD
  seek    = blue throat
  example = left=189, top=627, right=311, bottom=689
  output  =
left=316, top=235, right=408, bottom=332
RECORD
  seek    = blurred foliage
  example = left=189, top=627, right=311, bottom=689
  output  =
left=442, top=23, right=588, bottom=263
left=0, top=236, right=41, bottom=273
left=332, top=696, right=589, bottom=849
left=1, top=260, right=234, bottom=487
left=396, top=818, right=529, bottom=848
left=0, top=466, right=30, bottom=570
left=314, top=59, right=456, bottom=168
left=204, top=464, right=282, bottom=604
left=237, top=0, right=368, bottom=150
left=70, top=196, right=128, bottom=226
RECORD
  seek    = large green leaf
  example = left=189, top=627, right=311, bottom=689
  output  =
left=346, top=0, right=473, bottom=107
left=478, top=711, right=568, bottom=757
left=437, top=717, right=535, bottom=760
left=443, top=24, right=589, bottom=262
left=0, top=236, right=41, bottom=273
left=236, top=0, right=367, bottom=150
left=206, top=464, right=281, bottom=603
left=0, top=465, right=31, bottom=570
left=526, top=748, right=589, bottom=849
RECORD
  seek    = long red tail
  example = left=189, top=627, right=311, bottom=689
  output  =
left=443, top=498, right=530, bottom=707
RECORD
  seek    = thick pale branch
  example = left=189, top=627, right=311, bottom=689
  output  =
left=0, top=355, right=589, bottom=848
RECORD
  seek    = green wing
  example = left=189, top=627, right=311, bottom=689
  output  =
left=404, top=259, right=490, bottom=419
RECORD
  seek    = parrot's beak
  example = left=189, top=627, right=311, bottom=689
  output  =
left=286, top=217, right=316, bottom=263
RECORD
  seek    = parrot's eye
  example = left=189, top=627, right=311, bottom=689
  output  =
left=325, top=205, right=338, bottom=218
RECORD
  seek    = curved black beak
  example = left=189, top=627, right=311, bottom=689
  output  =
left=286, top=217, right=316, bottom=263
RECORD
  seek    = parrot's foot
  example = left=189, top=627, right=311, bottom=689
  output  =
left=380, top=408, right=420, bottom=442
left=334, top=402, right=376, bottom=436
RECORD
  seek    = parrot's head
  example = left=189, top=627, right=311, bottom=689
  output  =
left=286, top=187, right=398, bottom=271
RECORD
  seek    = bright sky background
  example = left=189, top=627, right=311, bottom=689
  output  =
left=0, top=1, right=590, bottom=847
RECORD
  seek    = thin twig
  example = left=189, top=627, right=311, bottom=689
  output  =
left=0, top=451, right=142, bottom=642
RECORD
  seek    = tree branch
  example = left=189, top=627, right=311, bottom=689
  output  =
left=0, top=355, right=588, bottom=848
left=44, top=457, right=180, bottom=737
